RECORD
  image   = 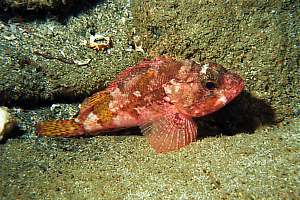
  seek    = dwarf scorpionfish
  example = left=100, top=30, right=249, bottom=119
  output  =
left=36, top=56, right=244, bottom=153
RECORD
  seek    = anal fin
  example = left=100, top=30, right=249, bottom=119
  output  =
left=36, top=119, right=85, bottom=137
left=141, top=113, right=197, bottom=153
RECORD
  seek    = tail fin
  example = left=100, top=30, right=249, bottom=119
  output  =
left=36, top=119, right=86, bottom=137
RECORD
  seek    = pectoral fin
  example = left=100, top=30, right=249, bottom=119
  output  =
left=141, top=113, right=197, bottom=153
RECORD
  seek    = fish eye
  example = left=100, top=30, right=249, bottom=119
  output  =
left=205, top=81, right=217, bottom=90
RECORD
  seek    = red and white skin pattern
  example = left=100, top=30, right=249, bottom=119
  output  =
left=36, top=56, right=244, bottom=153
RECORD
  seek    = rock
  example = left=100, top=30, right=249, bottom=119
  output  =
left=0, top=106, right=16, bottom=141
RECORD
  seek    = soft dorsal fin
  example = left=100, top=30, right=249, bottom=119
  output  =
left=141, top=112, right=197, bottom=153
left=79, top=91, right=112, bottom=118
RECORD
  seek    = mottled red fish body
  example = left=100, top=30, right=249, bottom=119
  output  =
left=36, top=56, right=244, bottom=153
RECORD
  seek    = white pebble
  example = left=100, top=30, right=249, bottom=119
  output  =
left=0, top=107, right=16, bottom=141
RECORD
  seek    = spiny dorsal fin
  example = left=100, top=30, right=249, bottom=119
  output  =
left=107, top=56, right=176, bottom=91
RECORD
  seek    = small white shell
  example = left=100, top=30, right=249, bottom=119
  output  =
left=0, top=107, right=16, bottom=141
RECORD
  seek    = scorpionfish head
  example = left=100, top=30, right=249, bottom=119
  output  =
left=166, top=60, right=244, bottom=117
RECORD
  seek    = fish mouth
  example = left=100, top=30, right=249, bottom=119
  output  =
left=220, top=72, right=244, bottom=102
left=178, top=71, right=244, bottom=117
left=188, top=72, right=244, bottom=117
